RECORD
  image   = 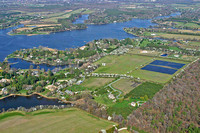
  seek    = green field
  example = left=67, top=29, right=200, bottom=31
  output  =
left=174, top=22, right=200, bottom=29
left=142, top=31, right=200, bottom=41
left=156, top=33, right=200, bottom=41
left=95, top=94, right=115, bottom=106
left=94, top=54, right=153, bottom=74
left=124, top=82, right=163, bottom=99
left=131, top=69, right=172, bottom=83
left=112, top=79, right=141, bottom=94
left=94, top=54, right=189, bottom=83
left=0, top=108, right=116, bottom=133
left=107, top=98, right=139, bottom=118
left=42, top=9, right=88, bottom=23
left=82, top=77, right=115, bottom=89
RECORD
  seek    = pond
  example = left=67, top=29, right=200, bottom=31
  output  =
left=8, top=58, right=68, bottom=71
left=0, top=94, right=69, bottom=112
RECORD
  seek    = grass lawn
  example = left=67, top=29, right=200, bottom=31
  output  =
left=124, top=82, right=163, bottom=99
left=131, top=69, right=172, bottom=83
left=0, top=108, right=116, bottom=133
left=128, top=48, right=160, bottom=56
left=119, top=129, right=130, bottom=133
left=157, top=33, right=200, bottom=41
left=112, top=79, right=141, bottom=94
left=174, top=22, right=200, bottom=29
left=94, top=53, right=190, bottom=83
left=82, top=9, right=93, bottom=14
left=94, top=54, right=153, bottom=74
left=141, top=31, right=200, bottom=41
left=82, top=77, right=115, bottom=89
left=18, top=89, right=28, bottom=95
left=107, top=98, right=139, bottom=118
left=95, top=94, right=115, bottom=107
left=41, top=89, right=50, bottom=95
left=42, top=9, right=85, bottom=23
left=66, top=85, right=91, bottom=92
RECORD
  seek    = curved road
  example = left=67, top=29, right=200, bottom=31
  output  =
left=104, top=78, right=122, bottom=99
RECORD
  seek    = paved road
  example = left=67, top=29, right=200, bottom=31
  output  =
left=104, top=78, right=122, bottom=99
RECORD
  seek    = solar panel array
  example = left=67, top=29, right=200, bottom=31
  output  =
left=142, top=60, right=185, bottom=75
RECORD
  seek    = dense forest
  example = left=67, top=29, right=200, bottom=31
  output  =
left=127, top=59, right=200, bottom=133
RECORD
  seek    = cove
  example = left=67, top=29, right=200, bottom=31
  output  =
left=0, top=94, right=69, bottom=112
left=8, top=58, right=68, bottom=71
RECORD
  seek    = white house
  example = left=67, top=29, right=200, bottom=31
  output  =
left=65, top=90, right=74, bottom=95
left=108, top=93, right=115, bottom=99
left=102, top=63, right=106, bottom=66
left=131, top=102, right=136, bottom=107
left=108, top=116, right=112, bottom=121
left=80, top=46, right=87, bottom=50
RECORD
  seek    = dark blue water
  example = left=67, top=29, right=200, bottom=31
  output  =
left=149, top=60, right=185, bottom=69
left=141, top=64, right=178, bottom=75
left=0, top=13, right=180, bottom=69
left=73, top=14, right=89, bottom=24
left=0, top=94, right=68, bottom=111
left=8, top=58, right=67, bottom=71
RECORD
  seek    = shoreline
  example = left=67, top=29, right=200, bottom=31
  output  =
left=7, top=26, right=87, bottom=36
left=0, top=92, right=72, bottom=104
left=6, top=57, right=71, bottom=67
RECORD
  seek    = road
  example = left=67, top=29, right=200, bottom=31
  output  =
left=104, top=78, right=122, bottom=99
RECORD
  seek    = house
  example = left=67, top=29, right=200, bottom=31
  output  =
left=23, top=85, right=33, bottom=90
left=0, top=88, right=8, bottom=95
left=65, top=90, right=74, bottom=95
left=141, top=50, right=148, bottom=53
left=108, top=116, right=112, bottom=121
left=108, top=93, right=115, bottom=99
left=76, top=80, right=83, bottom=85
left=79, top=46, right=87, bottom=50
left=100, top=130, right=106, bottom=133
left=64, top=72, right=69, bottom=76
left=131, top=102, right=136, bottom=107
left=174, top=55, right=179, bottom=58
left=32, top=71, right=39, bottom=76
left=102, top=63, right=106, bottom=66
left=0, top=79, right=11, bottom=83
left=46, top=85, right=58, bottom=91
left=55, top=59, right=62, bottom=63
